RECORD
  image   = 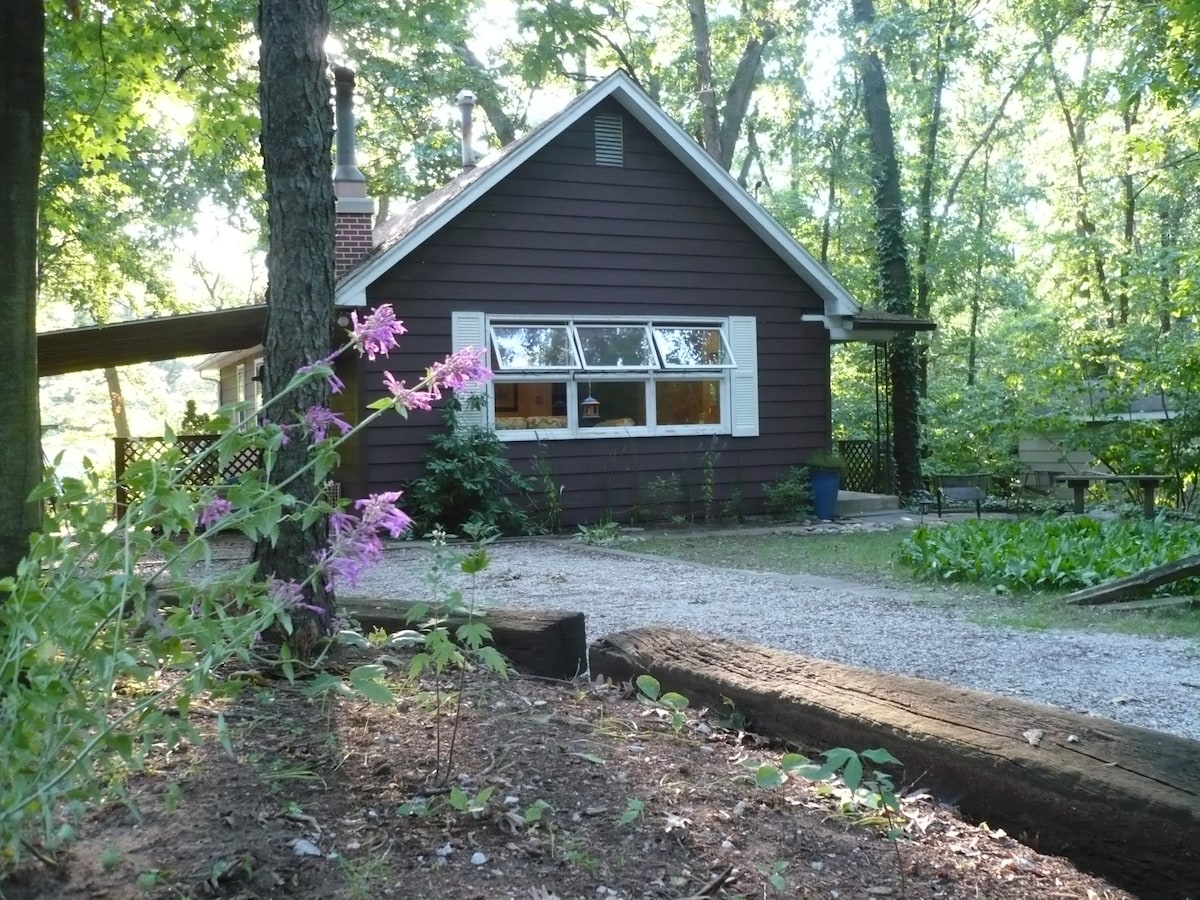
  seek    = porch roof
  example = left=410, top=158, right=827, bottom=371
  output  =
left=37, top=305, right=268, bottom=377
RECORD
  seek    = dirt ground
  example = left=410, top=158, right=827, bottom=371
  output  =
left=3, top=647, right=1139, bottom=900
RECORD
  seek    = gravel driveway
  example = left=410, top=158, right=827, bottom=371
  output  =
left=350, top=537, right=1200, bottom=741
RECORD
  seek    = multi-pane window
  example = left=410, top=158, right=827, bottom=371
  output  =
left=485, top=318, right=738, bottom=439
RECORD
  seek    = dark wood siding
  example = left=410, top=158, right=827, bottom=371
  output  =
left=358, top=98, right=832, bottom=526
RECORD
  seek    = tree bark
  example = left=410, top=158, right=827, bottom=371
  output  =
left=687, top=1, right=775, bottom=172
left=256, top=0, right=336, bottom=657
left=0, top=0, right=45, bottom=578
left=452, top=42, right=517, bottom=147
left=686, top=0, right=723, bottom=163
left=105, top=366, right=131, bottom=438
left=914, top=9, right=951, bottom=396
left=850, top=0, right=922, bottom=494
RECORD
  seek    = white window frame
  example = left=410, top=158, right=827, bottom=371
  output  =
left=461, top=313, right=755, bottom=441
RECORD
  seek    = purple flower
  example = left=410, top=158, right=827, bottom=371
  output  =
left=267, top=577, right=326, bottom=617
left=198, top=496, right=233, bottom=529
left=382, top=372, right=437, bottom=411
left=298, top=355, right=345, bottom=394
left=316, top=491, right=411, bottom=591
left=266, top=577, right=306, bottom=610
left=350, top=305, right=406, bottom=360
left=430, top=347, right=492, bottom=392
left=355, top=491, right=412, bottom=538
left=303, top=406, right=352, bottom=443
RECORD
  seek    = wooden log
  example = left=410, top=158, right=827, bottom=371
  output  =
left=342, top=597, right=587, bottom=680
left=1063, top=553, right=1200, bottom=605
left=589, top=626, right=1200, bottom=899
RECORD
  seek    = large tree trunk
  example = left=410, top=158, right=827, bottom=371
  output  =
left=687, top=0, right=775, bottom=171
left=0, top=0, right=45, bottom=578
left=104, top=366, right=131, bottom=438
left=914, top=9, right=951, bottom=396
left=255, top=0, right=336, bottom=657
left=850, top=0, right=922, bottom=495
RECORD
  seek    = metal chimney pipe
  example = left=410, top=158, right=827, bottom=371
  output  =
left=457, top=88, right=477, bottom=169
left=333, top=66, right=365, bottom=186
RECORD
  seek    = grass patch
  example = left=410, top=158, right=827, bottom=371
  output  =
left=630, top=527, right=1200, bottom=640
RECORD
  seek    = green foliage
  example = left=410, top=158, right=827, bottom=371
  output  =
left=179, top=400, right=220, bottom=434
left=762, top=466, right=813, bottom=518
left=0, top=433, right=301, bottom=869
left=634, top=673, right=689, bottom=734
left=574, top=521, right=621, bottom=545
left=529, top=455, right=564, bottom=534
left=898, top=517, right=1200, bottom=594
left=616, top=797, right=645, bottom=827
left=408, top=399, right=534, bottom=535
left=401, top=523, right=509, bottom=783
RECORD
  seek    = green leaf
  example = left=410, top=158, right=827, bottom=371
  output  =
left=659, top=691, right=689, bottom=711
left=754, top=763, right=784, bottom=788
left=216, top=712, right=234, bottom=757
left=635, top=674, right=660, bottom=701
left=460, top=548, right=489, bottom=574
left=780, top=752, right=810, bottom=773
left=569, top=752, right=605, bottom=765
left=456, top=620, right=492, bottom=650
left=303, top=673, right=354, bottom=698
left=349, top=665, right=395, bottom=705
left=860, top=747, right=901, bottom=766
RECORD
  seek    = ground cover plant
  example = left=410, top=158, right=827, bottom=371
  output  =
left=897, top=516, right=1200, bottom=594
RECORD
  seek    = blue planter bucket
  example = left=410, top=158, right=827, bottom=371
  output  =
left=810, top=468, right=841, bottom=520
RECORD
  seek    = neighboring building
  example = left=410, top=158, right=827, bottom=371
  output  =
left=43, top=70, right=931, bottom=526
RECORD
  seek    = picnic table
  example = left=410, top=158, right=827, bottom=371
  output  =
left=1054, top=472, right=1171, bottom=519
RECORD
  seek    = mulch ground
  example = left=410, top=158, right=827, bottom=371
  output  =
left=2, top=647, right=1138, bottom=900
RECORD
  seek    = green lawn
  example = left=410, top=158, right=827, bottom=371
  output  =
left=627, top=528, right=1200, bottom=640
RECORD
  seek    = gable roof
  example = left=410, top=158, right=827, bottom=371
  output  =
left=335, top=70, right=863, bottom=322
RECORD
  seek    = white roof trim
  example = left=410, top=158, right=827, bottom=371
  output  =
left=195, top=345, right=263, bottom=373
left=335, top=71, right=860, bottom=318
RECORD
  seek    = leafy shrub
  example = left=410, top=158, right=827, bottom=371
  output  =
left=763, top=466, right=813, bottom=517
left=897, top=516, right=1200, bottom=593
left=408, top=398, right=534, bottom=535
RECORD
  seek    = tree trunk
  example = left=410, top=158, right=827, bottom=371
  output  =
left=686, top=0, right=723, bottom=163
left=687, top=0, right=775, bottom=172
left=104, top=366, right=131, bottom=438
left=255, top=0, right=336, bottom=657
left=914, top=11, right=951, bottom=397
left=452, top=42, right=517, bottom=147
left=850, top=0, right=922, bottom=495
left=0, top=0, right=45, bottom=578
left=966, top=152, right=990, bottom=387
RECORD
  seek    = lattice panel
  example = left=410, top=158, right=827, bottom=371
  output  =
left=115, top=436, right=262, bottom=512
left=837, top=439, right=890, bottom=494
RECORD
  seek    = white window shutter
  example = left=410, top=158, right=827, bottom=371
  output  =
left=450, top=311, right=488, bottom=431
left=728, top=316, right=759, bottom=437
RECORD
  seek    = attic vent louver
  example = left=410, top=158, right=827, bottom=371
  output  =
left=594, top=114, right=624, bottom=166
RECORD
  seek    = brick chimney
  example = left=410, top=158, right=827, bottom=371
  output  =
left=333, top=66, right=375, bottom=279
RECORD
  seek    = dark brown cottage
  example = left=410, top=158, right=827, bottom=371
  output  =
left=210, top=70, right=919, bottom=526
left=39, top=70, right=929, bottom=525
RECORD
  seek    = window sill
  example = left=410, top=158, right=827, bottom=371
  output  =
left=494, top=425, right=728, bottom=441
